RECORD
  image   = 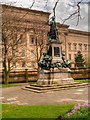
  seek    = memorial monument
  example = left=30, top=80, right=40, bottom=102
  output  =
left=23, top=16, right=88, bottom=92
left=37, top=16, right=74, bottom=85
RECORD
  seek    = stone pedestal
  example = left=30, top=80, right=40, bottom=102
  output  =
left=37, top=70, right=52, bottom=85
left=47, top=40, right=62, bottom=63
left=50, top=68, right=74, bottom=84
left=37, top=68, right=74, bottom=85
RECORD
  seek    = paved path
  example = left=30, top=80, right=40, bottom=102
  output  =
left=1, top=84, right=89, bottom=106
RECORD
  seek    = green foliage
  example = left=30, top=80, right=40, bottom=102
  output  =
left=75, top=51, right=85, bottom=68
left=64, top=107, right=90, bottom=119
left=2, top=104, right=74, bottom=118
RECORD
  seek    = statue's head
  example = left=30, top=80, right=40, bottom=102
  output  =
left=52, top=16, right=55, bottom=21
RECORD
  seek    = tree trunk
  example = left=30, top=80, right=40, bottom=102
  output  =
left=3, top=58, right=10, bottom=84
left=3, top=70, right=10, bottom=84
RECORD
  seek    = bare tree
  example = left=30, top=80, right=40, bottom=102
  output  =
left=0, top=0, right=37, bottom=84
left=28, top=31, right=47, bottom=78
left=1, top=5, right=27, bottom=84
left=1, top=2, right=48, bottom=83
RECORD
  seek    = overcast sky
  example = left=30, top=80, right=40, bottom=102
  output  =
left=1, top=0, right=89, bottom=32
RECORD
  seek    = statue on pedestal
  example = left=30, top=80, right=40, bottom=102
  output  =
left=48, top=16, right=58, bottom=41
left=38, top=16, right=70, bottom=70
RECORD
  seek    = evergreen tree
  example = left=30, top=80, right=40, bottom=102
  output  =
left=75, top=51, right=85, bottom=68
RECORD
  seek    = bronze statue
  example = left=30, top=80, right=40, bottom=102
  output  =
left=38, top=52, right=52, bottom=70
left=38, top=16, right=70, bottom=70
left=61, top=53, right=70, bottom=68
left=48, top=16, right=58, bottom=41
left=38, top=51, right=70, bottom=70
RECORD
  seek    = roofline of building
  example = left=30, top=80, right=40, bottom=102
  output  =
left=57, top=23, right=69, bottom=28
left=69, top=29, right=90, bottom=36
left=1, top=4, right=89, bottom=36
left=1, top=4, right=50, bottom=16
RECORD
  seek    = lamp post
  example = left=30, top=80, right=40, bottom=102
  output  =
left=25, top=67, right=28, bottom=83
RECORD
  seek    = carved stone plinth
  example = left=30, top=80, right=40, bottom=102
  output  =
left=37, top=68, right=74, bottom=85
left=37, top=70, right=52, bottom=85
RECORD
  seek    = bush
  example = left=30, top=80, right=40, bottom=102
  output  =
left=57, top=103, right=90, bottom=120
left=75, top=51, right=85, bottom=68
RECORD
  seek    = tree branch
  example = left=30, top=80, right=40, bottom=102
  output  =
left=53, top=0, right=59, bottom=18
left=62, top=0, right=83, bottom=26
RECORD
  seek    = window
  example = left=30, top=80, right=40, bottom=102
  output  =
left=13, top=63, right=16, bottom=68
left=30, top=50, right=34, bottom=58
left=73, top=43, right=77, bottom=51
left=78, top=43, right=82, bottom=51
left=31, top=63, right=35, bottom=68
left=22, top=61, right=25, bottom=67
left=89, top=45, right=90, bottom=51
left=68, top=43, right=71, bottom=51
left=29, top=35, right=34, bottom=44
left=68, top=54, right=71, bottom=60
left=22, top=49, right=25, bottom=57
left=54, top=47, right=60, bottom=57
left=84, top=44, right=87, bottom=51
left=31, top=38, right=34, bottom=44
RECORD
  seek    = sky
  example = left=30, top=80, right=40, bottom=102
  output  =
left=1, top=0, right=89, bottom=32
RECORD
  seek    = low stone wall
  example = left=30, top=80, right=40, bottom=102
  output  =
left=71, top=68, right=90, bottom=80
left=0, top=68, right=90, bottom=83
left=1, top=69, right=38, bottom=83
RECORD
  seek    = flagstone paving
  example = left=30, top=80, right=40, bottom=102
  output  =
left=1, top=84, right=89, bottom=105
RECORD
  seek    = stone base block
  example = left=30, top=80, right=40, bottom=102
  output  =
left=37, top=79, right=53, bottom=85
left=37, top=68, right=74, bottom=85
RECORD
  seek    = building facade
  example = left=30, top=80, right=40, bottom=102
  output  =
left=1, top=4, right=90, bottom=71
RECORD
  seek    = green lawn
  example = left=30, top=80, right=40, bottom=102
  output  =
left=74, top=79, right=90, bottom=83
left=0, top=81, right=36, bottom=88
left=2, top=104, right=74, bottom=119
left=0, top=84, right=21, bottom=88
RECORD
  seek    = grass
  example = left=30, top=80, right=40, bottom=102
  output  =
left=0, top=83, right=21, bottom=88
left=74, top=79, right=90, bottom=83
left=0, top=81, right=37, bottom=88
left=2, top=104, right=74, bottom=119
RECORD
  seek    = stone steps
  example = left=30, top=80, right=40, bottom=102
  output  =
left=22, top=87, right=42, bottom=93
left=22, top=82, right=89, bottom=93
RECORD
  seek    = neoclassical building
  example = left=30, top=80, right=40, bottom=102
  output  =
left=1, top=4, right=90, bottom=70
